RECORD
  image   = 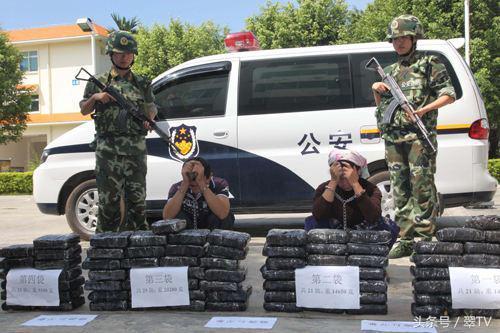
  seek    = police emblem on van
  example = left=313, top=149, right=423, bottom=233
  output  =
left=169, top=124, right=199, bottom=161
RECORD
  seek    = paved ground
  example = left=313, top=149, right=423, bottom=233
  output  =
left=0, top=191, right=499, bottom=332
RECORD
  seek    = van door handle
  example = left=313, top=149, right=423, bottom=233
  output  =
left=213, top=130, right=229, bottom=139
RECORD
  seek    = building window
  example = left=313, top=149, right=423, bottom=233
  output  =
left=30, top=95, right=39, bottom=112
left=20, top=51, right=38, bottom=72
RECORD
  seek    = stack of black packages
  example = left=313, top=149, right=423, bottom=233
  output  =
left=202, top=229, right=252, bottom=311
left=84, top=231, right=131, bottom=311
left=306, top=229, right=348, bottom=314
left=0, top=244, right=34, bottom=311
left=412, top=215, right=500, bottom=318
left=347, top=230, right=391, bottom=315
left=261, top=229, right=306, bottom=313
left=153, top=219, right=205, bottom=311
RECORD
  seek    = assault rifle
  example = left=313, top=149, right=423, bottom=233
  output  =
left=365, top=57, right=436, bottom=154
left=75, top=67, right=179, bottom=152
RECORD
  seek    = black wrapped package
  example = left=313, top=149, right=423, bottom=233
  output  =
left=159, top=256, right=199, bottom=267
left=86, top=248, right=124, bottom=259
left=129, top=231, right=167, bottom=247
left=463, top=254, right=500, bottom=267
left=207, top=229, right=251, bottom=249
left=0, top=268, right=8, bottom=280
left=307, top=229, right=348, bottom=244
left=88, top=270, right=127, bottom=281
left=206, top=301, right=248, bottom=311
left=413, top=280, right=451, bottom=294
left=55, top=288, right=84, bottom=303
left=35, top=245, right=82, bottom=260
left=413, top=241, right=463, bottom=255
left=189, top=290, right=206, bottom=301
left=262, top=245, right=306, bottom=258
left=90, top=301, right=128, bottom=311
left=307, top=255, right=346, bottom=266
left=121, top=258, right=158, bottom=268
left=189, top=279, right=199, bottom=290
left=411, top=254, right=463, bottom=267
left=207, top=285, right=252, bottom=302
left=88, top=291, right=129, bottom=301
left=263, top=280, right=295, bottom=291
left=126, top=246, right=165, bottom=258
left=485, top=231, right=500, bottom=243
left=200, top=257, right=239, bottom=270
left=168, top=229, right=210, bottom=246
left=58, top=276, right=85, bottom=291
left=265, top=257, right=306, bottom=270
left=5, top=257, right=34, bottom=268
left=151, top=219, right=187, bottom=235
left=359, top=267, right=385, bottom=280
left=82, top=258, right=121, bottom=270
left=306, top=243, right=346, bottom=255
left=410, top=266, right=449, bottom=280
left=264, top=291, right=296, bottom=303
left=348, top=230, right=392, bottom=245
left=266, top=229, right=307, bottom=246
left=90, top=231, right=132, bottom=248
left=411, top=303, right=446, bottom=317
left=414, top=294, right=452, bottom=306
left=0, top=257, right=5, bottom=269
left=360, top=292, right=387, bottom=304
left=464, top=215, right=500, bottom=231
left=348, top=255, right=388, bottom=268
left=84, top=280, right=123, bottom=291
left=359, top=280, right=387, bottom=293
left=0, top=244, right=34, bottom=258
left=122, top=279, right=130, bottom=290
left=263, top=302, right=302, bottom=312
left=464, top=242, right=500, bottom=255
left=347, top=243, right=389, bottom=256
left=188, top=267, right=206, bottom=279
left=435, top=227, right=484, bottom=242
left=205, top=268, right=247, bottom=283
left=260, top=265, right=295, bottom=281
left=165, top=245, right=206, bottom=257
left=207, top=245, right=248, bottom=260
left=347, top=304, right=388, bottom=315
left=34, top=256, right=81, bottom=270
left=199, top=280, right=242, bottom=292
left=33, top=234, right=80, bottom=249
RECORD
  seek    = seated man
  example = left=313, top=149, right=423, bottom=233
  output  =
left=305, top=148, right=399, bottom=247
left=163, top=156, right=234, bottom=230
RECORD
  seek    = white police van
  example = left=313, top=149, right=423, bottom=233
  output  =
left=33, top=33, right=497, bottom=239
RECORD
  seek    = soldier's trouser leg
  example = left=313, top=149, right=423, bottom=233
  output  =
left=385, top=141, right=412, bottom=239
left=122, top=153, right=148, bottom=231
left=95, top=151, right=124, bottom=232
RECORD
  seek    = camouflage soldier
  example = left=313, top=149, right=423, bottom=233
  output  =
left=79, top=31, right=157, bottom=232
left=372, top=15, right=456, bottom=258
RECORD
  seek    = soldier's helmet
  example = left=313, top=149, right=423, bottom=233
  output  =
left=105, top=30, right=138, bottom=55
left=386, top=15, right=424, bottom=42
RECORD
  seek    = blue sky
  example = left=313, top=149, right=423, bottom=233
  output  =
left=1, top=0, right=371, bottom=32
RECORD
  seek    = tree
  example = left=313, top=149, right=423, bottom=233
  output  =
left=245, top=0, right=350, bottom=49
left=340, top=0, right=499, bottom=157
left=133, top=19, right=228, bottom=80
left=0, top=30, right=31, bottom=145
left=108, top=13, right=141, bottom=33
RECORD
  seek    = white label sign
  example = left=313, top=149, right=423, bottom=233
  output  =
left=449, top=267, right=500, bottom=309
left=6, top=268, right=61, bottom=306
left=361, top=320, right=437, bottom=333
left=22, top=315, right=97, bottom=327
left=205, top=317, right=277, bottom=329
left=295, top=266, right=360, bottom=309
left=130, top=266, right=189, bottom=308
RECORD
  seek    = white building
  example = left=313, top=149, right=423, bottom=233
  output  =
left=1, top=21, right=110, bottom=171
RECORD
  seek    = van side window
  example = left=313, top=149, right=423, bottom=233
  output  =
left=351, top=51, right=462, bottom=108
left=238, top=55, right=351, bottom=115
left=155, top=72, right=229, bottom=120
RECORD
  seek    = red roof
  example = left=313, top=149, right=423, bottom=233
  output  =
left=7, top=23, right=108, bottom=42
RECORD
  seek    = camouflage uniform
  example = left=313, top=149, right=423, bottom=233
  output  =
left=82, top=31, right=155, bottom=232
left=375, top=16, right=456, bottom=242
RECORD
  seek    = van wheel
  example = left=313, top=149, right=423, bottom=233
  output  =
left=65, top=179, right=98, bottom=240
left=368, top=171, right=395, bottom=220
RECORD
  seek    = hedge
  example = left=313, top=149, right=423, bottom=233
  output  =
left=0, top=172, right=33, bottom=194
left=489, top=159, right=500, bottom=182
